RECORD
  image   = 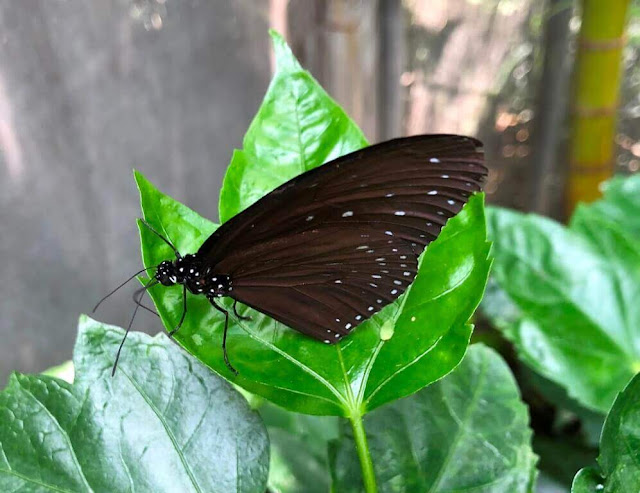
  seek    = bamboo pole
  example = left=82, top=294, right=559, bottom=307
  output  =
left=566, top=0, right=630, bottom=214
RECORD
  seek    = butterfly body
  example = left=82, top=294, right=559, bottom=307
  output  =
left=155, top=255, right=232, bottom=298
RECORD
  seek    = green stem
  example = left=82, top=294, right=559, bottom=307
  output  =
left=349, top=411, right=378, bottom=493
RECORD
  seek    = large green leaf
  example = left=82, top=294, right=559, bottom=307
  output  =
left=0, top=316, right=269, bottom=493
left=571, top=372, right=640, bottom=492
left=329, top=344, right=537, bottom=492
left=137, top=32, right=491, bottom=417
left=486, top=203, right=640, bottom=413
left=138, top=172, right=489, bottom=416
left=218, top=30, right=368, bottom=223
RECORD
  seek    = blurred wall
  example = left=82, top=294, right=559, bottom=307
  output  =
left=0, top=0, right=270, bottom=381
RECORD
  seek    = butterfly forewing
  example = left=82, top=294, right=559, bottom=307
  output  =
left=198, top=134, right=486, bottom=342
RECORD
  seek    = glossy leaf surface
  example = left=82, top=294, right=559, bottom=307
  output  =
left=0, top=316, right=269, bottom=493
left=219, top=30, right=368, bottom=223
left=329, top=345, right=537, bottom=492
left=571, top=372, right=640, bottom=492
left=487, top=197, right=640, bottom=413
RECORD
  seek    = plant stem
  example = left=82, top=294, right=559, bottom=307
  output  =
left=350, top=411, right=378, bottom=493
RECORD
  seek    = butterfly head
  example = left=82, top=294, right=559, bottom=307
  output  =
left=155, top=260, right=178, bottom=286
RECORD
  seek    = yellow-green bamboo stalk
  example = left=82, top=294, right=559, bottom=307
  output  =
left=566, top=0, right=630, bottom=214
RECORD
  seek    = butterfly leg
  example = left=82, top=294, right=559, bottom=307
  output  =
left=233, top=300, right=251, bottom=321
left=131, top=289, right=159, bottom=318
left=168, top=285, right=187, bottom=337
left=209, top=297, right=238, bottom=376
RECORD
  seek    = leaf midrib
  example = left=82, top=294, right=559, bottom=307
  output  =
left=120, top=370, right=203, bottom=493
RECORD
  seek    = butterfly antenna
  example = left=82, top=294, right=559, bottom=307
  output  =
left=139, top=219, right=181, bottom=259
left=112, top=278, right=158, bottom=377
left=93, top=266, right=156, bottom=312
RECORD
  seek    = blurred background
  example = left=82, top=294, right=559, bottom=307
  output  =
left=0, top=1, right=638, bottom=489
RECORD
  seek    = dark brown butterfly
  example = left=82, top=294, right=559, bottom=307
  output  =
left=96, top=134, right=486, bottom=375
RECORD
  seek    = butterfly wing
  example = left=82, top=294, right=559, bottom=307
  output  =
left=198, top=134, right=486, bottom=342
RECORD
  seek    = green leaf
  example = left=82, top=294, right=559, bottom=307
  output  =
left=137, top=170, right=490, bottom=416
left=571, top=174, right=640, bottom=244
left=259, top=402, right=339, bottom=493
left=329, top=344, right=538, bottom=492
left=218, top=30, right=368, bottom=223
left=571, top=372, right=640, bottom=492
left=136, top=31, right=491, bottom=417
left=0, top=316, right=269, bottom=493
left=486, top=204, right=640, bottom=413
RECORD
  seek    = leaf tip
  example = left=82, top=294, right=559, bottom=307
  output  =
left=269, top=29, right=302, bottom=73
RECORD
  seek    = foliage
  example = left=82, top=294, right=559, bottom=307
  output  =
left=571, top=372, right=640, bottom=492
left=0, top=316, right=269, bottom=492
left=485, top=174, right=640, bottom=414
left=329, top=345, right=537, bottom=492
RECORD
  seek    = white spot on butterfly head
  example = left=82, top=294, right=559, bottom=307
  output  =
left=428, top=190, right=437, bottom=195
left=394, top=211, right=406, bottom=216
left=430, top=158, right=440, bottom=163
left=342, top=211, right=354, bottom=217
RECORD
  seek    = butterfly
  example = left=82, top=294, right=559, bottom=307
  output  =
left=95, top=134, right=486, bottom=375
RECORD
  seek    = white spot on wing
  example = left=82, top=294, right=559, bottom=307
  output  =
left=306, top=215, right=314, bottom=221
left=342, top=211, right=354, bottom=217
left=428, top=190, right=438, bottom=195
left=394, top=211, right=406, bottom=216
left=430, top=158, right=440, bottom=163
left=385, top=231, right=393, bottom=236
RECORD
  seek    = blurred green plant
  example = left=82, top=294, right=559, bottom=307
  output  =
left=485, top=174, right=640, bottom=415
